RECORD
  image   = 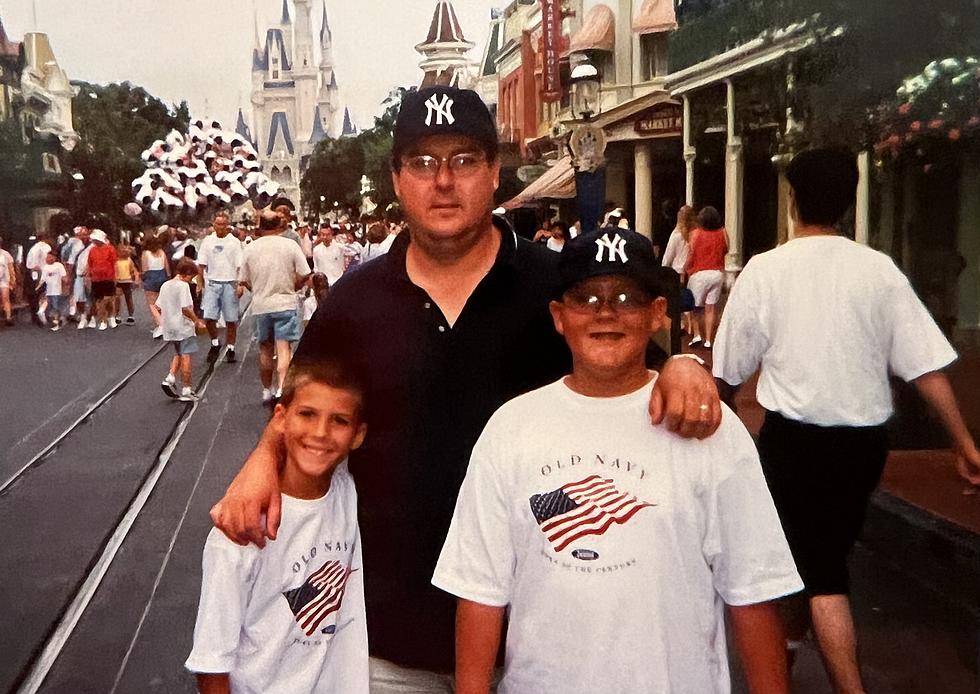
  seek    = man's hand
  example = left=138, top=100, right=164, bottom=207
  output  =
left=649, top=355, right=722, bottom=439
left=954, top=441, right=980, bottom=488
left=209, top=428, right=283, bottom=547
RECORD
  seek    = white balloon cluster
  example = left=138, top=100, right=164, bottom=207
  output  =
left=132, top=118, right=281, bottom=218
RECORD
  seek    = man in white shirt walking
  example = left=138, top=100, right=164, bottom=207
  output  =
left=312, top=225, right=347, bottom=287
left=198, top=211, right=244, bottom=364
left=712, top=147, right=980, bottom=694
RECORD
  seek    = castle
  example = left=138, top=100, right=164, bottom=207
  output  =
left=240, top=0, right=355, bottom=207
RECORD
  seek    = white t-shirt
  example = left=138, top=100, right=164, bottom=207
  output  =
left=155, top=278, right=195, bottom=341
left=240, top=235, right=311, bottom=315
left=0, top=249, right=13, bottom=286
left=26, top=241, right=51, bottom=274
left=61, top=237, right=84, bottom=266
left=312, top=242, right=346, bottom=287
left=186, top=462, right=368, bottom=694
left=712, top=235, right=957, bottom=426
left=198, top=233, right=243, bottom=282
left=433, top=378, right=802, bottom=694
left=661, top=227, right=690, bottom=275
left=40, top=262, right=66, bottom=296
left=76, top=245, right=92, bottom=277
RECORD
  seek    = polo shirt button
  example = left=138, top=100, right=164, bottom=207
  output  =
left=424, top=302, right=431, bottom=309
left=438, top=325, right=446, bottom=333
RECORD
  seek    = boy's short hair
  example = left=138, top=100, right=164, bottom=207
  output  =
left=174, top=258, right=197, bottom=276
left=555, top=228, right=665, bottom=300
left=279, top=358, right=365, bottom=415
left=787, top=147, right=858, bottom=226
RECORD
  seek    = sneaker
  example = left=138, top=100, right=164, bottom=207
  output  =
left=98, top=321, right=108, bottom=331
left=87, top=318, right=97, bottom=329
left=125, top=316, right=136, bottom=325
left=178, top=389, right=200, bottom=402
left=161, top=378, right=178, bottom=398
left=688, top=335, right=703, bottom=347
left=152, top=326, right=163, bottom=339
left=108, top=317, right=118, bottom=329
left=703, top=340, right=712, bottom=349
left=262, top=388, right=275, bottom=405
left=225, top=348, right=237, bottom=364
left=207, top=344, right=221, bottom=364
left=37, top=309, right=47, bottom=326
left=51, top=322, right=61, bottom=332
left=77, top=317, right=88, bottom=330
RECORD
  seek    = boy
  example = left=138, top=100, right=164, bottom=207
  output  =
left=157, top=258, right=206, bottom=402
left=433, top=229, right=802, bottom=694
left=186, top=360, right=370, bottom=694
left=36, top=249, right=68, bottom=331
left=712, top=147, right=980, bottom=692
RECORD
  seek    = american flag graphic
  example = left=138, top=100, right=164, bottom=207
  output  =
left=282, top=560, right=355, bottom=636
left=529, top=475, right=653, bottom=553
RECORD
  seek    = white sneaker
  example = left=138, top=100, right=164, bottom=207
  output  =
left=51, top=322, right=61, bottom=332
left=87, top=318, right=97, bottom=329
left=178, top=388, right=200, bottom=402
left=152, top=326, right=163, bottom=339
left=262, top=388, right=275, bottom=404
left=98, top=321, right=108, bottom=331
left=77, top=317, right=88, bottom=330
left=108, top=317, right=118, bottom=329
left=703, top=340, right=712, bottom=349
left=37, top=309, right=47, bottom=326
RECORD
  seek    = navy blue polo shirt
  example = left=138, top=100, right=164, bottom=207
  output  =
left=294, top=219, right=570, bottom=672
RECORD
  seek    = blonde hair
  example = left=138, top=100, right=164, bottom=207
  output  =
left=676, top=205, right=697, bottom=242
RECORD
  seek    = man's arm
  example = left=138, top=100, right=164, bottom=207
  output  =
left=649, top=355, right=722, bottom=439
left=729, top=602, right=789, bottom=694
left=455, top=599, right=505, bottom=694
left=209, top=422, right=285, bottom=546
left=195, top=673, right=230, bottom=694
left=912, top=370, right=980, bottom=485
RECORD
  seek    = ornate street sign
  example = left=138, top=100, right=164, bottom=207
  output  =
left=569, top=124, right=607, bottom=173
left=634, top=103, right=683, bottom=136
left=539, top=0, right=563, bottom=102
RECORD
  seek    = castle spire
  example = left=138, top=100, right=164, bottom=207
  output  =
left=320, top=1, right=332, bottom=49
left=252, top=1, right=262, bottom=49
left=280, top=0, right=291, bottom=25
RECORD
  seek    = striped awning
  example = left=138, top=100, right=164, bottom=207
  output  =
left=568, top=4, right=615, bottom=53
left=632, top=0, right=677, bottom=34
left=503, top=157, right=576, bottom=209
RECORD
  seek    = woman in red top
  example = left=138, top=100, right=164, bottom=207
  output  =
left=684, top=206, right=728, bottom=349
left=86, top=229, right=119, bottom=330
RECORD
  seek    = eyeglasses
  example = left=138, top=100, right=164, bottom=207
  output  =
left=561, top=289, right=653, bottom=313
left=400, top=152, right=486, bottom=179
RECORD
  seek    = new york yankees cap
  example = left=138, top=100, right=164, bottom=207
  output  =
left=555, top=228, right=664, bottom=299
left=392, top=86, right=498, bottom=164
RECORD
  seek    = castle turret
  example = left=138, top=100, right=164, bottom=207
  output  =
left=416, top=1, right=476, bottom=88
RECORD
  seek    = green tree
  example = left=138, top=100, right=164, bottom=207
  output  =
left=67, top=81, right=189, bottom=226
left=301, top=135, right=366, bottom=219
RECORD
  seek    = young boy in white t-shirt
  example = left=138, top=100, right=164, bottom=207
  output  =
left=36, top=250, right=68, bottom=331
left=433, top=229, right=803, bottom=694
left=186, top=359, right=370, bottom=694
left=156, top=258, right=206, bottom=402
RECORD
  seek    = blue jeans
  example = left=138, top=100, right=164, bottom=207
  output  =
left=254, top=309, right=300, bottom=343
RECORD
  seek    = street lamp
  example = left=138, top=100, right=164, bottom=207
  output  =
left=568, top=61, right=606, bottom=233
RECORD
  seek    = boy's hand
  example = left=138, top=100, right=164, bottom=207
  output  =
left=649, top=355, right=722, bottom=439
left=210, top=434, right=283, bottom=547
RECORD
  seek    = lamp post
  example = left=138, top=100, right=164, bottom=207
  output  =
left=569, top=62, right=607, bottom=234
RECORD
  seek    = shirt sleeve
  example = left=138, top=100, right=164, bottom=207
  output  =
left=294, top=244, right=312, bottom=277
left=880, top=272, right=957, bottom=381
left=197, top=239, right=211, bottom=268
left=712, top=261, right=768, bottom=386
left=700, top=410, right=803, bottom=606
left=180, top=282, right=192, bottom=309
left=661, top=229, right=679, bottom=268
left=184, top=530, right=259, bottom=673
left=431, top=417, right=515, bottom=607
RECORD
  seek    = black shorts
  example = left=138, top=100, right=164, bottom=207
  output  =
left=757, top=410, right=888, bottom=596
left=91, top=280, right=116, bottom=300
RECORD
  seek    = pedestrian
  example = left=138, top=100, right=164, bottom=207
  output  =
left=61, top=226, right=88, bottom=322
left=435, top=228, right=801, bottom=694
left=359, top=222, right=390, bottom=263
left=168, top=227, right=192, bottom=265
left=302, top=272, right=329, bottom=326
left=197, top=211, right=244, bottom=364
left=36, top=249, right=68, bottom=331
left=685, top=206, right=728, bottom=348
left=238, top=210, right=311, bottom=404
left=712, top=147, right=980, bottom=693
left=86, top=229, right=119, bottom=330
left=312, top=225, right=345, bottom=287
left=546, top=219, right=569, bottom=252
left=185, top=359, right=370, bottom=693
left=662, top=205, right=697, bottom=336
left=273, top=198, right=303, bottom=246
left=141, top=234, right=171, bottom=338
left=114, top=244, right=140, bottom=325
left=0, top=235, right=16, bottom=326
left=158, top=257, right=206, bottom=402
left=211, top=86, right=720, bottom=691
left=298, top=222, right=315, bottom=269
left=25, top=234, right=52, bottom=326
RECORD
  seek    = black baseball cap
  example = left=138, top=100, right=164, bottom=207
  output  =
left=556, top=228, right=664, bottom=299
left=392, top=86, right=498, bottom=164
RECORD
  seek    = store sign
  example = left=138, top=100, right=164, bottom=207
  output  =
left=634, top=103, right=683, bottom=136
left=540, top=0, right=562, bottom=102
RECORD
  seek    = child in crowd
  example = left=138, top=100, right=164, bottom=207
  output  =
left=157, top=258, right=205, bottom=402
left=433, top=229, right=803, bottom=694
left=114, top=245, right=140, bottom=325
left=186, top=359, right=370, bottom=694
left=36, top=249, right=68, bottom=331
left=303, top=272, right=329, bottom=327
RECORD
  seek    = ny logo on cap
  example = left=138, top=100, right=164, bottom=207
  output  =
left=594, top=233, right=628, bottom=263
left=424, top=94, right=455, bottom=126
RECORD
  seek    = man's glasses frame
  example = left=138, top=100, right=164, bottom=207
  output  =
left=399, top=152, right=487, bottom=179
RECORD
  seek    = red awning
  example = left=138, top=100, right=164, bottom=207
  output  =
left=632, top=0, right=677, bottom=34
left=568, top=4, right=615, bottom=53
left=503, top=157, right=576, bottom=209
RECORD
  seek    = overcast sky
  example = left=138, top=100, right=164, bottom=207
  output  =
left=0, top=0, right=493, bottom=133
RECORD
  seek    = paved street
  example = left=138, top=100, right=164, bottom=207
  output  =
left=0, top=295, right=977, bottom=694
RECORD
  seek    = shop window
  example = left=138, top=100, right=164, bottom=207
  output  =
left=640, top=33, right=669, bottom=80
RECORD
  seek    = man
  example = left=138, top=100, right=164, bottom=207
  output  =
left=238, top=210, right=310, bottom=404
left=86, top=229, right=118, bottom=330
left=272, top=198, right=303, bottom=246
left=212, top=86, right=721, bottom=691
left=713, top=147, right=980, bottom=694
left=60, top=226, right=87, bottom=320
left=0, top=235, right=16, bottom=326
left=25, top=234, right=52, bottom=325
left=198, top=211, right=244, bottom=364
left=312, top=224, right=346, bottom=287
